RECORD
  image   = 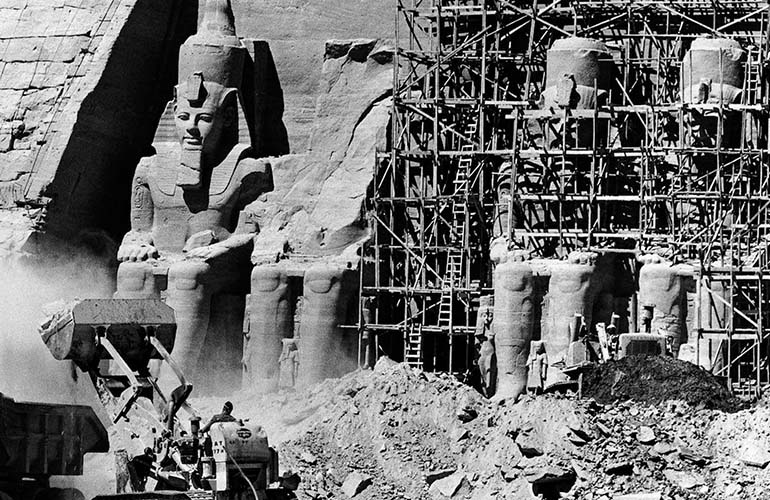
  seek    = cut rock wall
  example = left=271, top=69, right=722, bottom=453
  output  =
left=249, top=39, right=393, bottom=266
left=228, top=0, right=395, bottom=153
left=0, top=0, right=197, bottom=258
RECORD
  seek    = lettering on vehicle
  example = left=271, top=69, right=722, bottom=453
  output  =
left=236, top=427, right=252, bottom=439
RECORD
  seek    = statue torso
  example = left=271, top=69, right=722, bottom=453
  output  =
left=143, top=144, right=251, bottom=254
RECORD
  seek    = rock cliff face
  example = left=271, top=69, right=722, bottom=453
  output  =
left=0, top=0, right=197, bottom=258
left=250, top=39, right=392, bottom=266
left=229, top=0, right=395, bottom=152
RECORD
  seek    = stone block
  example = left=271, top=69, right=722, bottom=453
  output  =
left=0, top=62, right=36, bottom=90
left=637, top=426, right=656, bottom=444
left=30, top=62, right=69, bottom=89
left=426, top=468, right=456, bottom=485
left=663, top=470, right=704, bottom=489
left=41, top=36, right=90, bottom=62
left=738, top=442, right=770, bottom=468
left=428, top=472, right=466, bottom=498
left=341, top=472, right=371, bottom=498
left=5, top=38, right=42, bottom=62
left=613, top=494, right=662, bottom=500
left=0, top=90, right=23, bottom=119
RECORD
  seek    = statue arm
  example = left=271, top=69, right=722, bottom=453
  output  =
left=185, top=159, right=271, bottom=261
left=118, top=164, right=158, bottom=262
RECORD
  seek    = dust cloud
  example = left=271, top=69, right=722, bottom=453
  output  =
left=0, top=248, right=114, bottom=407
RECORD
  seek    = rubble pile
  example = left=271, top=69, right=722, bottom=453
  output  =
left=582, top=356, right=735, bottom=409
left=192, top=357, right=770, bottom=500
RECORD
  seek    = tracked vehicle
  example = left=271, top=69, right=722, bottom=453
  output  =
left=40, top=299, right=297, bottom=500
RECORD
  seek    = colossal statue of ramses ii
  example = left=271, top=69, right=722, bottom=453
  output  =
left=115, top=0, right=272, bottom=391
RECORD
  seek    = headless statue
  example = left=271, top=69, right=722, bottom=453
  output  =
left=115, top=0, right=272, bottom=392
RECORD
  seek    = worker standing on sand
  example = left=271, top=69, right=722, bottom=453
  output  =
left=201, top=401, right=238, bottom=433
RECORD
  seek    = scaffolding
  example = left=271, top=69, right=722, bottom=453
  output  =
left=364, top=0, right=770, bottom=393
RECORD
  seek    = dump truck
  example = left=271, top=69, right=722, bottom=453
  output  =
left=0, top=392, right=109, bottom=500
left=39, top=299, right=297, bottom=500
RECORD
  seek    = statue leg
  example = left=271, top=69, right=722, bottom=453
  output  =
left=493, top=261, right=535, bottom=401
left=115, top=261, right=161, bottom=299
left=496, top=339, right=528, bottom=399
left=164, top=260, right=212, bottom=387
left=244, top=266, right=292, bottom=393
left=297, top=264, right=358, bottom=388
left=197, top=293, right=245, bottom=395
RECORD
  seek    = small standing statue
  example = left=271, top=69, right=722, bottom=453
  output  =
left=278, top=339, right=300, bottom=390
left=527, top=340, right=548, bottom=395
left=475, top=296, right=496, bottom=397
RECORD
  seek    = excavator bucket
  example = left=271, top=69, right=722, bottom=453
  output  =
left=40, top=299, right=176, bottom=371
left=40, top=299, right=191, bottom=425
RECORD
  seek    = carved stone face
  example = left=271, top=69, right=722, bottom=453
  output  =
left=173, top=78, right=234, bottom=189
left=174, top=87, right=225, bottom=155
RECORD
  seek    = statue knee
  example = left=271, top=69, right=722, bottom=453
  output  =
left=168, top=260, right=211, bottom=300
left=251, top=265, right=286, bottom=292
left=116, top=262, right=159, bottom=298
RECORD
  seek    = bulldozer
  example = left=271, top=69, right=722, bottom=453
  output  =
left=39, top=299, right=297, bottom=500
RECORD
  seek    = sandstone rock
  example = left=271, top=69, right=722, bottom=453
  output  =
left=300, top=451, right=318, bottom=465
left=515, top=433, right=544, bottom=458
left=663, top=470, right=704, bottom=489
left=724, top=482, right=742, bottom=496
left=597, top=422, right=612, bottom=436
left=605, top=461, right=633, bottom=475
left=426, top=468, right=457, bottom=485
left=737, top=442, right=770, bottom=467
left=429, top=471, right=466, bottom=498
left=652, top=442, right=675, bottom=455
left=570, top=459, right=590, bottom=481
left=678, top=448, right=710, bottom=465
left=523, top=466, right=573, bottom=484
left=451, top=428, right=469, bottom=442
left=248, top=38, right=392, bottom=266
left=456, top=406, right=478, bottom=423
left=637, top=426, right=656, bottom=444
left=341, top=472, right=371, bottom=498
left=613, top=493, right=661, bottom=500
left=373, top=355, right=399, bottom=373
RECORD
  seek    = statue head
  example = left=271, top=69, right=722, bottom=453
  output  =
left=172, top=0, right=249, bottom=190
left=174, top=72, right=238, bottom=188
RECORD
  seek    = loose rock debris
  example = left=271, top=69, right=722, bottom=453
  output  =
left=191, top=357, right=770, bottom=499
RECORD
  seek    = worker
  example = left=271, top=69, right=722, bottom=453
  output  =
left=164, top=382, right=193, bottom=433
left=200, top=401, right=238, bottom=433
left=127, top=447, right=156, bottom=491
